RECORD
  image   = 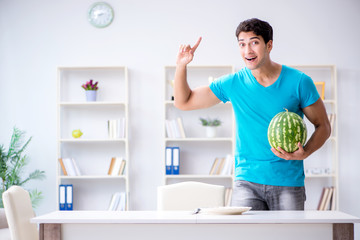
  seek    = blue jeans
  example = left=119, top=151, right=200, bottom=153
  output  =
left=231, top=180, right=306, bottom=210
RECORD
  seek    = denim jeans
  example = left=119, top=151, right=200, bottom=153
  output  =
left=231, top=180, right=306, bottom=210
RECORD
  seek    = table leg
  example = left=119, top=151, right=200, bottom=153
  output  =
left=39, top=223, right=61, bottom=240
left=333, top=223, right=354, bottom=240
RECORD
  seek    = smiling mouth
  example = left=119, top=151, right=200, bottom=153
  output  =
left=245, top=56, right=257, bottom=62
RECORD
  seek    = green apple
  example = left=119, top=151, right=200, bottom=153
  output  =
left=72, top=129, right=83, bottom=138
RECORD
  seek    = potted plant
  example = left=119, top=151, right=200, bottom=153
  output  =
left=199, top=117, right=222, bottom=138
left=82, top=79, right=99, bottom=102
left=0, top=127, right=46, bottom=208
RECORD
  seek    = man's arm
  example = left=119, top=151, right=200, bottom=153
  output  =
left=271, top=98, right=331, bottom=160
left=174, top=37, right=221, bottom=111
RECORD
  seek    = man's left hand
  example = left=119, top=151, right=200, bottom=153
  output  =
left=271, top=142, right=308, bottom=160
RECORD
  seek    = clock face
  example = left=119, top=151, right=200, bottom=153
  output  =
left=88, top=2, right=114, bottom=28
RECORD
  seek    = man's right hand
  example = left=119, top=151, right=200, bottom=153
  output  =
left=176, top=37, right=202, bottom=66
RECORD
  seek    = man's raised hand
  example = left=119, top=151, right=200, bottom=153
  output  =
left=176, top=37, right=202, bottom=66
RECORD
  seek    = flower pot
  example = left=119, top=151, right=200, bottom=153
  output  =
left=85, top=90, right=97, bottom=102
left=205, top=126, right=217, bottom=138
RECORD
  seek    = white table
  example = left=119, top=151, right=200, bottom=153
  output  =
left=31, top=210, right=360, bottom=240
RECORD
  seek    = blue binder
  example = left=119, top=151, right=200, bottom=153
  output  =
left=172, top=147, right=180, bottom=175
left=59, top=185, right=66, bottom=211
left=165, top=147, right=173, bottom=175
left=65, top=184, right=73, bottom=211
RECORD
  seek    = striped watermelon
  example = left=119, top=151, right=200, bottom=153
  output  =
left=267, top=109, right=307, bottom=153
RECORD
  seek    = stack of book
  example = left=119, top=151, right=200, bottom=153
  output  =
left=209, top=155, right=234, bottom=175
left=59, top=184, right=73, bottom=211
left=165, top=118, right=186, bottom=138
left=317, top=186, right=336, bottom=211
left=165, top=146, right=180, bottom=175
left=108, top=118, right=126, bottom=139
left=58, top=158, right=81, bottom=176
left=108, top=192, right=126, bottom=211
left=108, top=157, right=126, bottom=176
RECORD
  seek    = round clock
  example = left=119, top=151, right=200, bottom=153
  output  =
left=88, top=2, right=114, bottom=28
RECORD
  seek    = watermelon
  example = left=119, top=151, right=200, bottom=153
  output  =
left=267, top=109, right=307, bottom=153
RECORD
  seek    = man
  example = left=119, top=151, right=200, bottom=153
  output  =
left=174, top=18, right=331, bottom=210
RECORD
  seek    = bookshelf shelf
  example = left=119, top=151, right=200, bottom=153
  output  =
left=60, top=102, right=126, bottom=106
left=59, top=139, right=127, bottom=143
left=165, top=175, right=233, bottom=179
left=60, top=175, right=127, bottom=180
left=323, top=100, right=336, bottom=104
left=165, top=137, right=233, bottom=142
left=57, top=66, right=129, bottom=211
left=305, top=174, right=337, bottom=178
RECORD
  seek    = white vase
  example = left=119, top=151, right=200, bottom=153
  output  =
left=85, top=90, right=97, bottom=102
left=206, top=126, right=217, bottom=138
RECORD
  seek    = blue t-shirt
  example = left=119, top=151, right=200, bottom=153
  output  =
left=209, top=65, right=320, bottom=187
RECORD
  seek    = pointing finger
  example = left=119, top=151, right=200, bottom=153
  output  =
left=191, top=37, right=202, bottom=52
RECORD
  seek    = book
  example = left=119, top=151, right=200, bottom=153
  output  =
left=220, top=155, right=233, bottom=175
left=108, top=192, right=121, bottom=211
left=323, top=187, right=334, bottom=211
left=108, top=157, right=116, bottom=175
left=118, top=118, right=126, bottom=138
left=58, top=158, right=68, bottom=176
left=165, top=147, right=172, bottom=175
left=317, top=187, right=326, bottom=210
left=71, top=158, right=82, bottom=176
left=171, top=120, right=181, bottom=138
left=59, top=185, right=66, bottom=210
left=318, top=187, right=329, bottom=210
left=117, top=192, right=127, bottom=211
left=65, top=184, right=73, bottom=210
left=172, top=147, right=180, bottom=175
left=165, top=118, right=186, bottom=138
left=209, top=158, right=220, bottom=175
left=108, top=192, right=126, bottom=211
left=112, top=157, right=122, bottom=175
left=108, top=118, right=126, bottom=139
left=118, top=159, right=126, bottom=175
left=62, top=158, right=77, bottom=176
left=108, top=157, right=124, bottom=176
left=165, top=120, right=174, bottom=138
left=330, top=187, right=336, bottom=210
left=215, top=158, right=226, bottom=175
left=176, top=117, right=186, bottom=138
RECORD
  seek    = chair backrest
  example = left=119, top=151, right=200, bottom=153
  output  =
left=157, top=181, right=225, bottom=211
left=2, top=186, right=39, bottom=240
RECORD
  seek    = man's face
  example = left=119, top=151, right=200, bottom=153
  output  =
left=237, top=31, right=272, bottom=70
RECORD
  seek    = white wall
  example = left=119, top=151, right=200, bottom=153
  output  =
left=1, top=0, right=360, bottom=233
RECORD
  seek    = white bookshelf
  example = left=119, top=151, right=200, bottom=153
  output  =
left=163, top=65, right=235, bottom=189
left=290, top=65, right=338, bottom=210
left=57, top=66, right=129, bottom=211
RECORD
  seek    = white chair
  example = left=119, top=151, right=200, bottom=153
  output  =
left=2, top=186, right=39, bottom=240
left=157, top=181, right=225, bottom=211
left=0, top=208, right=11, bottom=240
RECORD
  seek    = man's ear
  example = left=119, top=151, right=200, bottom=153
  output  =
left=267, top=40, right=273, bottom=52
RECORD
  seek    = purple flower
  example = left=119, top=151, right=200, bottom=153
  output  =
left=82, top=79, right=99, bottom=91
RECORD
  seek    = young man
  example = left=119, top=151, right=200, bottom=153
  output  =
left=174, top=18, right=331, bottom=210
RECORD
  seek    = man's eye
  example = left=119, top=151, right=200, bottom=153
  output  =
left=252, top=41, right=258, bottom=45
left=239, top=43, right=245, bottom=47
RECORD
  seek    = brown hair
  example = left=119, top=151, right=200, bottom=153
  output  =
left=235, top=18, right=273, bottom=44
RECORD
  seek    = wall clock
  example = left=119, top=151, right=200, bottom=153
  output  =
left=88, top=2, right=114, bottom=28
